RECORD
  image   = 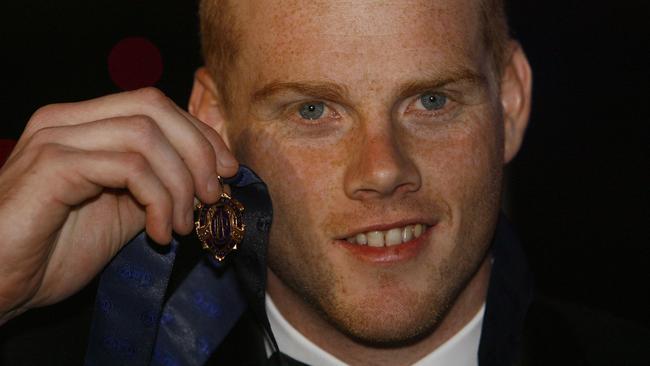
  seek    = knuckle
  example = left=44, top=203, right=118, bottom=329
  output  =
left=122, top=152, right=148, bottom=174
left=26, top=104, right=62, bottom=131
left=128, top=115, right=160, bottom=142
left=134, top=87, right=170, bottom=108
left=27, top=126, right=57, bottom=148
left=33, top=143, right=67, bottom=165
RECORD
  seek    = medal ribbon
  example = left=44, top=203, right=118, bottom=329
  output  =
left=84, top=232, right=177, bottom=366
left=84, top=166, right=275, bottom=366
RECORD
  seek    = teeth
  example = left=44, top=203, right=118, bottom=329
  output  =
left=367, top=231, right=384, bottom=247
left=402, top=225, right=414, bottom=242
left=414, top=224, right=423, bottom=238
left=385, top=228, right=402, bottom=246
left=345, top=224, right=427, bottom=247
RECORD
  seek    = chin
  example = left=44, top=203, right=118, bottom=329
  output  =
left=318, top=286, right=451, bottom=348
left=267, top=213, right=488, bottom=348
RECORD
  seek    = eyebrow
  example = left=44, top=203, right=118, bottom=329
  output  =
left=395, top=68, right=487, bottom=101
left=252, top=81, right=350, bottom=103
left=250, top=67, right=486, bottom=104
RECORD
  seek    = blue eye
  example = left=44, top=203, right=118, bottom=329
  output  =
left=298, top=102, right=325, bottom=120
left=420, top=93, right=447, bottom=110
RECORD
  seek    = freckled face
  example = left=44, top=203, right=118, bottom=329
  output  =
left=225, top=0, right=504, bottom=344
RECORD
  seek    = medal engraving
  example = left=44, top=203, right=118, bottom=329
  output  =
left=194, top=191, right=245, bottom=261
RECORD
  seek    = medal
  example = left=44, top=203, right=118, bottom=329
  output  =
left=194, top=177, right=245, bottom=261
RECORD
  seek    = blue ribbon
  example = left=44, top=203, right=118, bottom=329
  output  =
left=84, top=166, right=267, bottom=366
left=150, top=258, right=246, bottom=366
left=84, top=234, right=177, bottom=366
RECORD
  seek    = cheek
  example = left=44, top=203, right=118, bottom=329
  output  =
left=410, top=112, right=503, bottom=216
left=233, top=124, right=344, bottom=250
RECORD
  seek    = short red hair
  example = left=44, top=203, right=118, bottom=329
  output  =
left=199, top=0, right=510, bottom=109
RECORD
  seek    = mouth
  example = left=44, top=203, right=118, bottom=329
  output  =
left=335, top=222, right=433, bottom=264
left=344, top=223, right=428, bottom=247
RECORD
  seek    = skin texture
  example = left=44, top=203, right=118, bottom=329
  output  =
left=191, top=0, right=531, bottom=364
left=0, top=1, right=530, bottom=366
left=0, top=89, right=238, bottom=323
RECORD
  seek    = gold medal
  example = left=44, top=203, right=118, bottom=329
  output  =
left=194, top=177, right=245, bottom=261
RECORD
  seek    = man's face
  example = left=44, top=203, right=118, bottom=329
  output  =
left=225, top=0, right=505, bottom=344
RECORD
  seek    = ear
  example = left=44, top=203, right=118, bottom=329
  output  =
left=189, top=67, right=232, bottom=148
left=500, top=42, right=532, bottom=164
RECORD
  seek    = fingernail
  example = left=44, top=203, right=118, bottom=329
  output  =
left=207, top=173, right=221, bottom=194
left=218, top=153, right=238, bottom=169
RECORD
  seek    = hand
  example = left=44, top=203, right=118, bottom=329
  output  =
left=0, top=88, right=238, bottom=324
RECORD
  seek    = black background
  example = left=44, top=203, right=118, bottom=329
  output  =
left=1, top=0, right=648, bottom=329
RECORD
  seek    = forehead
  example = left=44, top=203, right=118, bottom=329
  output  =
left=231, top=0, right=485, bottom=92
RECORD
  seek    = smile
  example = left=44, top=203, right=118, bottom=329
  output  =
left=345, top=224, right=428, bottom=247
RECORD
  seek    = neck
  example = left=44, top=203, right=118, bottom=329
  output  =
left=267, top=256, right=492, bottom=366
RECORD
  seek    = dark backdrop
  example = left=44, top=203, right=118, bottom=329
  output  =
left=1, top=0, right=648, bottom=329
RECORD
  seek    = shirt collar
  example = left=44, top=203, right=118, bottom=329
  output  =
left=266, top=294, right=485, bottom=366
left=254, top=214, right=533, bottom=366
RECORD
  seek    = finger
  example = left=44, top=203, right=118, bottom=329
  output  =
left=36, top=145, right=174, bottom=245
left=171, top=104, right=239, bottom=178
left=23, top=88, right=237, bottom=204
left=27, top=116, right=195, bottom=234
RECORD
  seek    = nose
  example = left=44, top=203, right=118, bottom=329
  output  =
left=343, top=124, right=421, bottom=201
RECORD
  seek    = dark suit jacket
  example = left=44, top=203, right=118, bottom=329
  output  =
left=1, top=218, right=648, bottom=365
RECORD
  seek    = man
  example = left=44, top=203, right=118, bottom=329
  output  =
left=0, top=0, right=647, bottom=365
